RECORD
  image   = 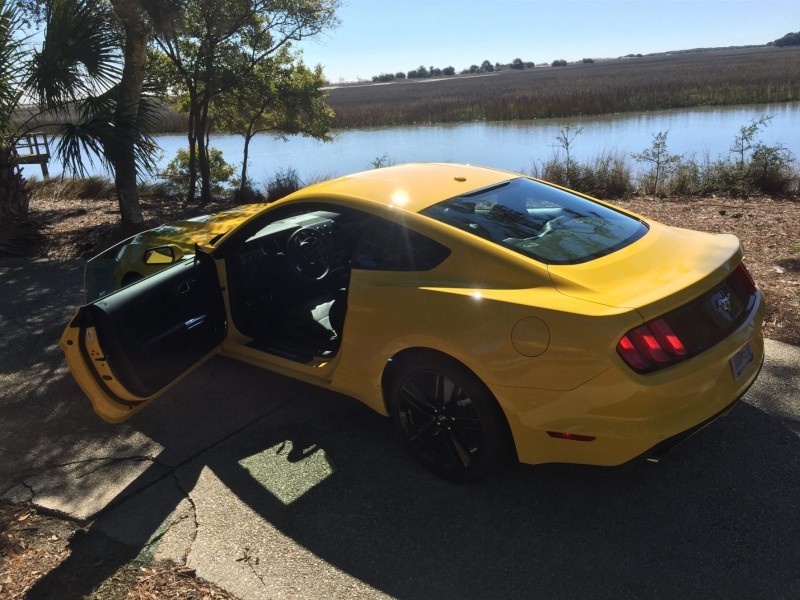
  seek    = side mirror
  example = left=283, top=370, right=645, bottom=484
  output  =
left=143, top=245, right=185, bottom=265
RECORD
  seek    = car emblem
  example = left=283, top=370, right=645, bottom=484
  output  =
left=715, top=292, right=732, bottom=315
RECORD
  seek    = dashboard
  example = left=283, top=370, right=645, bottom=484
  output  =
left=239, top=210, right=343, bottom=273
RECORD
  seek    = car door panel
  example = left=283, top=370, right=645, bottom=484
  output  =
left=61, top=251, right=226, bottom=421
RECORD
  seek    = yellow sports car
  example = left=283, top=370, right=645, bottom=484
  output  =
left=61, top=163, right=765, bottom=482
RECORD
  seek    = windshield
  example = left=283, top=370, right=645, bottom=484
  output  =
left=420, top=178, right=648, bottom=265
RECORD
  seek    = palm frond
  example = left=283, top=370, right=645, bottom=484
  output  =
left=27, top=0, right=122, bottom=111
left=0, top=0, right=29, bottom=142
left=56, top=85, right=160, bottom=179
left=55, top=120, right=115, bottom=177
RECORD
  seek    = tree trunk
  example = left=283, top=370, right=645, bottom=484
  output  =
left=0, top=147, right=30, bottom=221
left=187, top=96, right=198, bottom=203
left=239, top=128, right=254, bottom=198
left=109, top=0, right=147, bottom=226
left=195, top=109, right=211, bottom=204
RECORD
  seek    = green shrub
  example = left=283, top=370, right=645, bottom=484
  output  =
left=666, top=160, right=704, bottom=197
left=370, top=153, right=395, bottom=169
left=158, top=147, right=237, bottom=199
left=233, top=178, right=266, bottom=204
left=631, top=131, right=682, bottom=196
left=701, top=159, right=749, bottom=197
left=531, top=153, right=633, bottom=199
left=748, top=142, right=797, bottom=195
left=265, top=167, right=302, bottom=202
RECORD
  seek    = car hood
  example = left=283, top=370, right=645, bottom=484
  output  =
left=131, top=203, right=268, bottom=250
left=547, top=221, right=743, bottom=321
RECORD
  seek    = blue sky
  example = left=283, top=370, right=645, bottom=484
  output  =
left=298, top=0, right=800, bottom=82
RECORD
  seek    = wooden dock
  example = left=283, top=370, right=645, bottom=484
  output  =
left=15, top=132, right=51, bottom=177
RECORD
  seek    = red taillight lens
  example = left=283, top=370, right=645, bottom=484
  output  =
left=617, top=318, right=688, bottom=374
left=649, top=318, right=687, bottom=356
left=617, top=335, right=648, bottom=371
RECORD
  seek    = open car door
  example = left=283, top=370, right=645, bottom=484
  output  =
left=61, top=251, right=226, bottom=423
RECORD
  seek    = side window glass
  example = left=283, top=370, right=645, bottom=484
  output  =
left=353, top=220, right=450, bottom=271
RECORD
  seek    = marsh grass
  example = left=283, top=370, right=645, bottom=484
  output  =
left=17, top=48, right=800, bottom=136
left=540, top=115, right=800, bottom=199
left=326, top=47, right=800, bottom=128
left=530, top=152, right=634, bottom=198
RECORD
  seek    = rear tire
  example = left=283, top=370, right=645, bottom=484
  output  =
left=387, top=354, right=512, bottom=483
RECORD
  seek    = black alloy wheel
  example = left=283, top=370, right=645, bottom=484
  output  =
left=389, top=355, right=512, bottom=482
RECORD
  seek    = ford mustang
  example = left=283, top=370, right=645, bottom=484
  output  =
left=61, top=163, right=765, bottom=482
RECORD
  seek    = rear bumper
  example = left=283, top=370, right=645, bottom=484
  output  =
left=492, top=291, right=765, bottom=466
left=631, top=349, right=763, bottom=465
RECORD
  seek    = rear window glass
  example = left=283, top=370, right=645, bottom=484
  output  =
left=420, top=178, right=648, bottom=265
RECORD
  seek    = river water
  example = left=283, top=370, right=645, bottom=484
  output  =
left=46, top=102, right=800, bottom=183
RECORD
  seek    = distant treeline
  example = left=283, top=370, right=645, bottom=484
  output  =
left=371, top=58, right=536, bottom=82
left=326, top=46, right=800, bottom=128
left=771, top=31, right=800, bottom=47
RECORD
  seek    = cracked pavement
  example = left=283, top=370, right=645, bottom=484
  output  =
left=2, top=257, right=800, bottom=599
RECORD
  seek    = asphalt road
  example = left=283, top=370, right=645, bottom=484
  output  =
left=2, top=258, right=799, bottom=599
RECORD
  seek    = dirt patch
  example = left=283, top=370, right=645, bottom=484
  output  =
left=28, top=185, right=235, bottom=261
left=0, top=502, right=238, bottom=599
left=0, top=503, right=74, bottom=598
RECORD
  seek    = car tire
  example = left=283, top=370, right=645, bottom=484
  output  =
left=387, top=353, right=513, bottom=483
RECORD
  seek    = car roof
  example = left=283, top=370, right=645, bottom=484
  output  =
left=290, top=163, right=517, bottom=213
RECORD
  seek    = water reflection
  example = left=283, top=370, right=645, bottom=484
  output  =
left=45, top=102, right=800, bottom=183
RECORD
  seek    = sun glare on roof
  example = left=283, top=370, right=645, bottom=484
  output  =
left=391, top=190, right=410, bottom=206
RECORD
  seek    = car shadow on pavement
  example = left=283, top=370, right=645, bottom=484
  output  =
left=192, top=397, right=800, bottom=599
left=5, top=258, right=800, bottom=598
left=25, top=386, right=800, bottom=599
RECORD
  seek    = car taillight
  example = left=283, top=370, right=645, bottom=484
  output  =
left=617, top=261, right=757, bottom=374
left=732, top=262, right=757, bottom=295
left=617, top=318, right=688, bottom=374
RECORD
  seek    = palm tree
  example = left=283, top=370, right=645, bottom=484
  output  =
left=0, top=0, right=158, bottom=229
left=31, top=0, right=161, bottom=225
left=0, top=0, right=32, bottom=223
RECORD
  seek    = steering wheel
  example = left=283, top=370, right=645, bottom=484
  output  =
left=286, top=226, right=331, bottom=280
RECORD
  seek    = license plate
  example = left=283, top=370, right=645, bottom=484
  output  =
left=730, top=342, right=754, bottom=380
